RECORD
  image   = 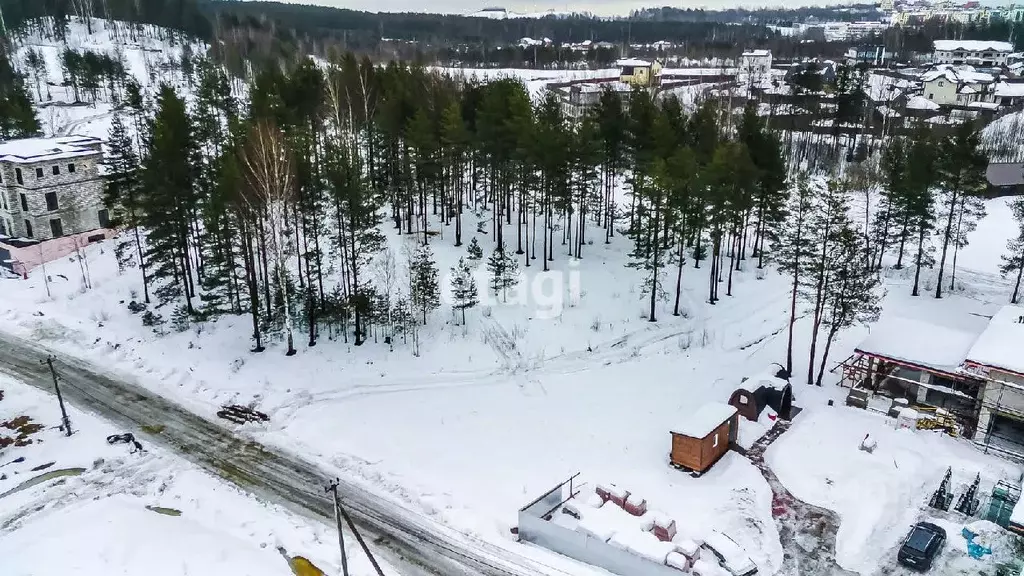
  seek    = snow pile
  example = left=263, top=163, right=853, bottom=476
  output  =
left=702, top=530, right=757, bottom=576
left=906, top=95, right=940, bottom=111
left=609, top=528, right=676, bottom=563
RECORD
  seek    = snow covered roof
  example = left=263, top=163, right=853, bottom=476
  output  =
left=986, top=162, right=1024, bottom=187
left=739, top=370, right=790, bottom=392
left=968, top=101, right=1000, bottom=110
left=906, top=96, right=941, bottom=110
left=616, top=58, right=654, bottom=68
left=0, top=135, right=103, bottom=164
left=994, top=82, right=1024, bottom=97
left=672, top=403, right=737, bottom=438
left=964, top=305, right=1024, bottom=377
left=742, top=49, right=771, bottom=57
left=855, top=316, right=987, bottom=375
left=922, top=66, right=994, bottom=85
left=934, top=40, right=1014, bottom=53
left=959, top=84, right=978, bottom=94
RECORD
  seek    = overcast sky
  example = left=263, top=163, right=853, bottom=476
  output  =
left=276, top=0, right=855, bottom=18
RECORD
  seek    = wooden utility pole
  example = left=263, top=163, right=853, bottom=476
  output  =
left=326, top=480, right=350, bottom=576
left=44, top=356, right=72, bottom=436
left=330, top=478, right=386, bottom=576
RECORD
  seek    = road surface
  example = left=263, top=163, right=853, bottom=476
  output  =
left=0, top=331, right=569, bottom=576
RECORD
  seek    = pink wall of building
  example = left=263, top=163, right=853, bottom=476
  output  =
left=1, top=229, right=112, bottom=277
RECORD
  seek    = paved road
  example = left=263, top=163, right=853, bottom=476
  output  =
left=0, top=331, right=563, bottom=576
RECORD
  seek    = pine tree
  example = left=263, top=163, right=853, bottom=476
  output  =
left=737, top=103, right=788, bottom=268
left=439, top=101, right=469, bottom=247
left=804, top=177, right=854, bottom=386
left=934, top=122, right=988, bottom=298
left=0, top=48, right=40, bottom=138
left=873, top=137, right=907, bottom=269
left=139, top=84, right=199, bottom=312
left=906, top=128, right=939, bottom=297
left=814, top=226, right=882, bottom=386
left=773, top=173, right=819, bottom=376
left=409, top=244, right=440, bottom=324
left=450, top=257, right=479, bottom=325
left=487, top=243, right=519, bottom=302
left=1001, top=197, right=1024, bottom=304
left=593, top=87, right=627, bottom=242
left=628, top=155, right=672, bottom=322
left=103, top=112, right=150, bottom=303
left=467, top=237, right=483, bottom=261
left=325, top=141, right=385, bottom=346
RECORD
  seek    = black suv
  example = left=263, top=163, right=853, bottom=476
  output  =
left=897, top=522, right=946, bottom=571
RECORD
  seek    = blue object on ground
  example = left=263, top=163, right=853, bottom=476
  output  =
left=961, top=527, right=992, bottom=560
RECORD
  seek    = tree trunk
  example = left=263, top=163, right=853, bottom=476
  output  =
left=673, top=236, right=685, bottom=316
left=949, top=196, right=967, bottom=292
left=934, top=190, right=959, bottom=299
left=132, top=221, right=150, bottom=304
left=649, top=199, right=661, bottom=323
left=912, top=227, right=926, bottom=297
left=1013, top=249, right=1024, bottom=304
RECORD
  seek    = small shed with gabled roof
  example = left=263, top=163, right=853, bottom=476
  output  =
left=669, top=403, right=738, bottom=475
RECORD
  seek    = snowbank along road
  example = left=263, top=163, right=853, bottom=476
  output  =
left=0, top=330, right=570, bottom=576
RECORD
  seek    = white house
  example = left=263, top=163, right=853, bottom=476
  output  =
left=921, top=65, right=994, bottom=106
left=933, top=40, right=1015, bottom=67
left=740, top=49, right=772, bottom=77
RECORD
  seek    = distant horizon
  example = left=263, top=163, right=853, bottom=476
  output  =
left=257, top=0, right=872, bottom=18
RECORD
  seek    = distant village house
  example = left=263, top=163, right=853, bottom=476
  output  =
left=616, top=58, right=662, bottom=87
left=739, top=49, right=772, bottom=77
left=932, top=40, right=1014, bottom=67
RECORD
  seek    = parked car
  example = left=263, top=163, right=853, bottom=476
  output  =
left=898, top=522, right=946, bottom=571
left=701, top=531, right=758, bottom=576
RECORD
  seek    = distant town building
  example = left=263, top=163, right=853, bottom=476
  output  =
left=739, top=49, right=772, bottom=77
left=932, top=40, right=1014, bottom=67
left=0, top=135, right=109, bottom=274
left=921, top=65, right=994, bottom=106
left=845, top=44, right=890, bottom=66
left=784, top=59, right=837, bottom=87
left=616, top=58, right=662, bottom=88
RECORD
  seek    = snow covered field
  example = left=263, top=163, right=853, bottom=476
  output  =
left=0, top=374, right=387, bottom=576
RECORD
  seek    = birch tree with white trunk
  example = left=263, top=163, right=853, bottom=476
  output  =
left=241, top=120, right=298, bottom=356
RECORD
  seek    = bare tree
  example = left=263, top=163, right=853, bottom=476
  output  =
left=240, top=121, right=298, bottom=356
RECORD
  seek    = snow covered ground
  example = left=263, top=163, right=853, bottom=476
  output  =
left=3, top=193, right=1020, bottom=575
left=0, top=374, right=388, bottom=576
left=767, top=400, right=1021, bottom=575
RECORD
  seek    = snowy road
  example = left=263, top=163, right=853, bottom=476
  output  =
left=0, top=330, right=574, bottom=576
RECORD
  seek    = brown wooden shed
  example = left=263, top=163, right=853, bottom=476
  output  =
left=670, top=403, right=739, bottom=476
